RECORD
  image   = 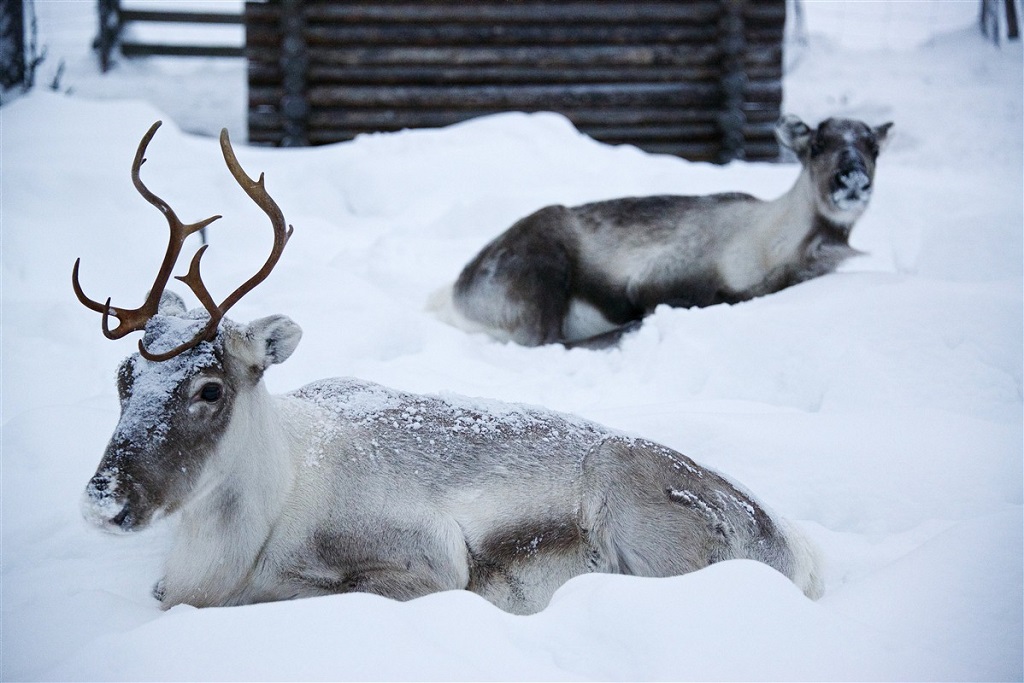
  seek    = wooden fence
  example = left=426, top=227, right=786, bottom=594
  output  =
left=245, top=1, right=786, bottom=162
left=95, top=0, right=243, bottom=72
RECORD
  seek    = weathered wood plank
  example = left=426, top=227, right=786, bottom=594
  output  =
left=120, top=9, right=243, bottom=24
left=293, top=45, right=722, bottom=67
left=246, top=23, right=723, bottom=47
left=250, top=116, right=779, bottom=140
left=248, top=105, right=779, bottom=130
left=247, top=2, right=725, bottom=24
left=121, top=43, right=244, bottom=58
left=304, top=83, right=721, bottom=108
left=581, top=122, right=779, bottom=140
left=247, top=62, right=782, bottom=87
left=250, top=81, right=780, bottom=109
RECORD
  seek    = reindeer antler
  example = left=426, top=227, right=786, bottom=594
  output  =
left=73, top=121, right=293, bottom=361
left=73, top=121, right=221, bottom=343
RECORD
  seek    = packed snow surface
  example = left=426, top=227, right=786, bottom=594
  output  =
left=2, top=3, right=1021, bottom=681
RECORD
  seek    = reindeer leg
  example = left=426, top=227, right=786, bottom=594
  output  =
left=580, top=436, right=822, bottom=598
left=563, top=320, right=643, bottom=350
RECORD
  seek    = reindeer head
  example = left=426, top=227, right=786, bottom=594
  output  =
left=76, top=122, right=298, bottom=532
left=776, top=115, right=893, bottom=225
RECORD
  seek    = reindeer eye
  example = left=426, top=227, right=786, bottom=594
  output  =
left=199, top=383, right=222, bottom=402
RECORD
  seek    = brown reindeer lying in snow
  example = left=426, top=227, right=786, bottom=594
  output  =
left=436, top=115, right=892, bottom=347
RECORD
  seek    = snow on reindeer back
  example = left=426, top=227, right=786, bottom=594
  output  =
left=110, top=311, right=224, bottom=450
left=290, top=377, right=610, bottom=466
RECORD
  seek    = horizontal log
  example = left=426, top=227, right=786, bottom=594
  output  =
left=288, top=103, right=774, bottom=121
left=248, top=104, right=779, bottom=130
left=244, top=23, right=764, bottom=48
left=300, top=128, right=728, bottom=153
left=121, top=9, right=243, bottom=24
left=245, top=25, right=786, bottom=49
left=286, top=126, right=716, bottom=142
left=246, top=60, right=782, bottom=87
left=745, top=26, right=786, bottom=42
left=639, top=139, right=779, bottom=154
left=244, top=3, right=785, bottom=31
left=245, top=2, right=725, bottom=25
left=741, top=3, right=788, bottom=23
left=299, top=44, right=722, bottom=67
left=247, top=120, right=778, bottom=143
left=742, top=142, right=784, bottom=160
left=312, top=106, right=767, bottom=125
left=306, top=83, right=720, bottom=108
left=120, top=42, right=244, bottom=57
left=250, top=81, right=780, bottom=109
left=579, top=122, right=779, bottom=141
left=628, top=144, right=723, bottom=161
left=245, top=43, right=782, bottom=68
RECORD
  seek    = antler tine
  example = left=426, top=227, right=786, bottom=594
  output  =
left=71, top=260, right=124, bottom=340
left=72, top=258, right=111, bottom=314
left=72, top=120, right=221, bottom=341
left=215, top=128, right=294, bottom=316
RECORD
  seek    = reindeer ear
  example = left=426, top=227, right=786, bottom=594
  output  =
left=776, top=115, right=813, bottom=155
left=874, top=122, right=894, bottom=150
left=157, top=290, right=188, bottom=317
left=241, top=315, right=302, bottom=369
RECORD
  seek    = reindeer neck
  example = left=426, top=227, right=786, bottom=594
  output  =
left=772, top=166, right=819, bottom=226
left=761, top=166, right=849, bottom=244
left=160, top=382, right=296, bottom=608
left=735, top=166, right=820, bottom=261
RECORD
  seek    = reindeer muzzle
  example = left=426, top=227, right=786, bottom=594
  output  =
left=82, top=470, right=138, bottom=532
left=830, top=150, right=872, bottom=211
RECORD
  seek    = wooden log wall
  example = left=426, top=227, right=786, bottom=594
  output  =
left=246, top=1, right=786, bottom=162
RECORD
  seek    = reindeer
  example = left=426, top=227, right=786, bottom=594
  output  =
left=76, top=122, right=823, bottom=614
left=437, top=115, right=893, bottom=347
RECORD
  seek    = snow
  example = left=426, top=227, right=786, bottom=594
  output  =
left=2, top=2, right=1022, bottom=680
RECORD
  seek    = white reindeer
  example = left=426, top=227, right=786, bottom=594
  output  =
left=437, top=115, right=892, bottom=347
left=77, top=122, right=823, bottom=614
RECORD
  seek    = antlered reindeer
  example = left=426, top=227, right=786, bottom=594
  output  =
left=438, top=115, right=892, bottom=347
left=76, top=122, right=823, bottom=614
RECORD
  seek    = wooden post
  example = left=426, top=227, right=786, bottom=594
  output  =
left=717, top=0, right=747, bottom=163
left=94, top=0, right=121, bottom=73
left=0, top=0, right=26, bottom=89
left=1006, top=0, right=1020, bottom=39
left=279, top=0, right=309, bottom=146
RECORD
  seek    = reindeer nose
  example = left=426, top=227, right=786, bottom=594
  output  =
left=82, top=469, right=141, bottom=531
left=87, top=473, right=114, bottom=496
left=833, top=169, right=871, bottom=193
left=85, top=471, right=122, bottom=508
left=91, top=476, right=108, bottom=492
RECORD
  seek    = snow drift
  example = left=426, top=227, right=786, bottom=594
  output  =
left=1, top=6, right=1021, bottom=681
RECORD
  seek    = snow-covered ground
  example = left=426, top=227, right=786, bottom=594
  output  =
left=2, top=2, right=1022, bottom=680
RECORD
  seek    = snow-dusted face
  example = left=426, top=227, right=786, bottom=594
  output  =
left=778, top=115, right=892, bottom=224
left=81, top=298, right=303, bottom=533
left=82, top=313, right=238, bottom=533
